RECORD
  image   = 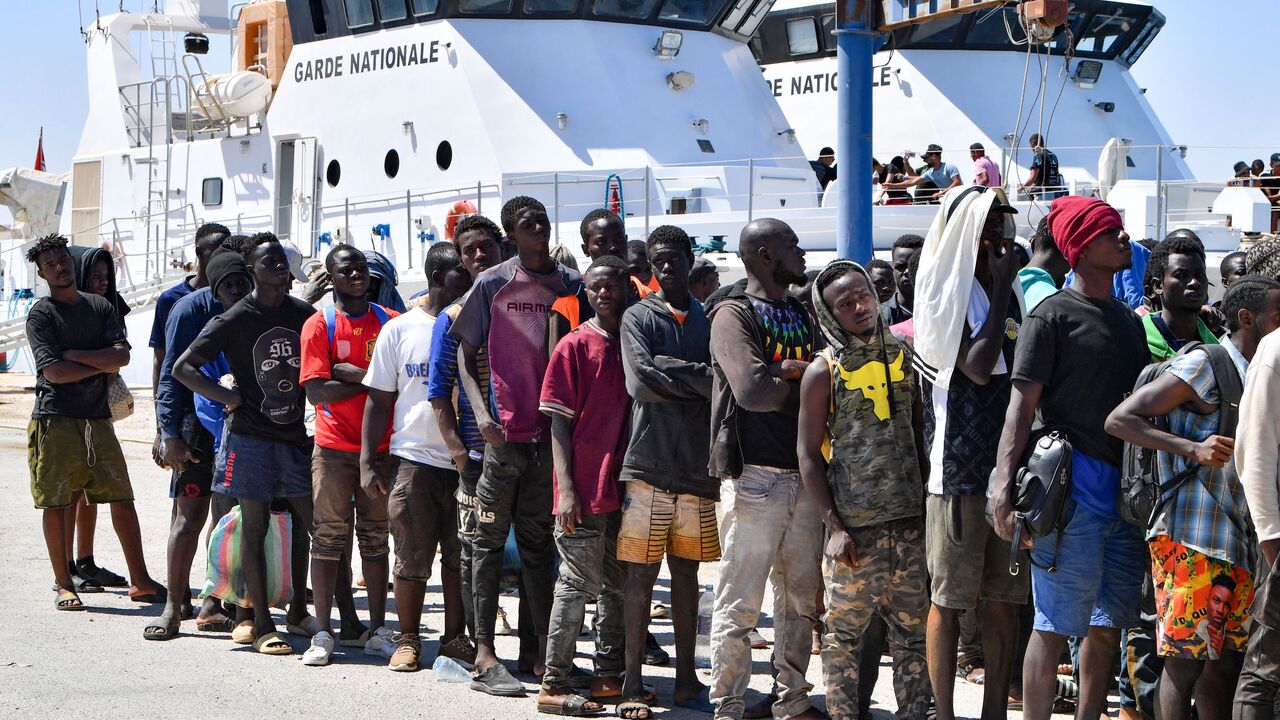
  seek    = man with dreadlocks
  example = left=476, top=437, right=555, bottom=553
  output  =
left=797, top=260, right=931, bottom=719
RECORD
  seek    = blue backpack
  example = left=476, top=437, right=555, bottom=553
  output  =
left=317, top=303, right=391, bottom=418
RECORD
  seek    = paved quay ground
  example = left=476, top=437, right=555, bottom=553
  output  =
left=0, top=373, right=1068, bottom=719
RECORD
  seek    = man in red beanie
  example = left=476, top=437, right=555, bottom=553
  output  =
left=991, top=196, right=1149, bottom=720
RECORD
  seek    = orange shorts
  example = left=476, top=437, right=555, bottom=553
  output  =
left=1150, top=535, right=1254, bottom=660
left=617, top=480, right=720, bottom=565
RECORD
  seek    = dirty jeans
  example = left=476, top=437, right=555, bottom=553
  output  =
left=543, top=510, right=626, bottom=688
left=823, top=518, right=931, bottom=720
left=710, top=465, right=823, bottom=719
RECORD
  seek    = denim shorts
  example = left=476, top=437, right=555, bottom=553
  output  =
left=212, top=431, right=312, bottom=503
left=1031, top=498, right=1146, bottom=637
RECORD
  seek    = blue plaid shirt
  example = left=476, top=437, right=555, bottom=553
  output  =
left=1149, top=339, right=1256, bottom=571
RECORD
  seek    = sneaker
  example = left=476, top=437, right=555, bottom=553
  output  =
left=389, top=633, right=421, bottom=672
left=495, top=607, right=515, bottom=636
left=439, top=635, right=478, bottom=666
left=302, top=631, right=335, bottom=667
left=364, top=626, right=396, bottom=658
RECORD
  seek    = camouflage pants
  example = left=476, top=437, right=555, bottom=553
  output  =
left=822, top=517, right=931, bottom=720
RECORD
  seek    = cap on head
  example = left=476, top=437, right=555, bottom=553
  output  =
left=970, top=143, right=985, bottom=152
left=923, top=143, right=943, bottom=156
left=1235, top=161, right=1251, bottom=175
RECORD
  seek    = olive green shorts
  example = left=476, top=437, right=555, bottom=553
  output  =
left=28, top=417, right=133, bottom=509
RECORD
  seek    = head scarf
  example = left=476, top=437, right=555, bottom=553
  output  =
left=1246, top=235, right=1280, bottom=280
left=364, top=250, right=407, bottom=313
left=68, top=245, right=130, bottom=320
left=206, top=248, right=251, bottom=299
left=1047, top=195, right=1124, bottom=269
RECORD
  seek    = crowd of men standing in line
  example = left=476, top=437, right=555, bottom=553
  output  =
left=21, top=183, right=1280, bottom=720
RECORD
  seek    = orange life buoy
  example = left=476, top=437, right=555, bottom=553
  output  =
left=445, top=200, right=479, bottom=241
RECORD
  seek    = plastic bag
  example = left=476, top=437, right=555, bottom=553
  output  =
left=202, top=506, right=293, bottom=608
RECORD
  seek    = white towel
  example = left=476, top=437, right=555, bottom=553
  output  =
left=913, top=185, right=1024, bottom=390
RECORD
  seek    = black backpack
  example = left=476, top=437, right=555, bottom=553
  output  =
left=1117, top=342, right=1243, bottom=529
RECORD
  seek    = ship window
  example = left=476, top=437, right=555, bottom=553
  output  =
left=524, top=0, right=577, bottom=13
left=412, top=0, right=439, bottom=14
left=657, top=0, right=726, bottom=26
left=592, top=0, right=661, bottom=20
left=785, top=17, right=818, bottom=55
left=1080, top=8, right=1136, bottom=54
left=377, top=0, right=409, bottom=21
left=308, top=0, right=328, bottom=34
left=202, top=178, right=223, bottom=206
left=820, top=13, right=835, bottom=50
left=436, top=141, right=453, bottom=171
left=734, top=0, right=769, bottom=40
left=965, top=7, right=1027, bottom=46
left=718, top=0, right=753, bottom=35
left=327, top=159, right=342, bottom=187
left=384, top=149, right=400, bottom=179
left=344, top=0, right=376, bottom=27
left=905, top=14, right=962, bottom=45
left=459, top=0, right=513, bottom=12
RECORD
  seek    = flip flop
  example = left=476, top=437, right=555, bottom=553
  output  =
left=286, top=615, right=322, bottom=637
left=253, top=631, right=293, bottom=655
left=674, top=688, right=715, bottom=714
left=615, top=701, right=652, bottom=720
left=195, top=615, right=234, bottom=633
left=71, top=575, right=105, bottom=594
left=75, top=557, right=127, bottom=588
left=537, top=693, right=605, bottom=716
left=231, top=620, right=256, bottom=645
left=143, top=621, right=180, bottom=641
left=54, top=588, right=85, bottom=611
left=129, top=586, right=168, bottom=604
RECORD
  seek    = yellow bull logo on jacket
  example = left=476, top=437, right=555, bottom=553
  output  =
left=835, top=350, right=906, bottom=422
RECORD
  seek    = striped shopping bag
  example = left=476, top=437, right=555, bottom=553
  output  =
left=201, top=506, right=293, bottom=608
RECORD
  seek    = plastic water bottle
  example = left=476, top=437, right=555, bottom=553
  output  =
left=695, top=584, right=715, bottom=669
left=433, top=655, right=473, bottom=682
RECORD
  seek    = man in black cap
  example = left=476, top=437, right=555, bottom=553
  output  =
left=1261, top=153, right=1280, bottom=232
left=1232, top=162, right=1254, bottom=187
left=887, top=143, right=961, bottom=204
left=809, top=147, right=837, bottom=191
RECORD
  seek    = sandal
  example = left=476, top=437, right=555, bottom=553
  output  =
left=253, top=631, right=293, bottom=655
left=75, top=556, right=127, bottom=588
left=616, top=701, right=652, bottom=720
left=71, top=574, right=105, bottom=594
left=231, top=620, right=256, bottom=645
left=195, top=614, right=234, bottom=633
left=537, top=693, right=605, bottom=716
left=286, top=615, right=322, bottom=637
left=143, top=621, right=180, bottom=641
left=54, top=588, right=85, bottom=611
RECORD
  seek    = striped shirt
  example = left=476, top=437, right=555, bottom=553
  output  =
left=1149, top=340, right=1256, bottom=571
left=427, top=299, right=488, bottom=461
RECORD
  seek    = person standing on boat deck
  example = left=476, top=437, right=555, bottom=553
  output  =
left=797, top=260, right=931, bottom=720
left=429, top=214, right=505, bottom=656
left=24, top=234, right=166, bottom=612
left=809, top=147, right=837, bottom=191
left=1021, top=134, right=1064, bottom=200
left=1230, top=162, right=1254, bottom=187
left=970, top=143, right=1002, bottom=188
left=298, top=244, right=401, bottom=666
left=1252, top=159, right=1266, bottom=179
left=1259, top=153, right=1280, bottom=233
left=890, top=144, right=961, bottom=204
left=174, top=232, right=319, bottom=657
left=991, top=196, right=1148, bottom=720
left=914, top=187, right=1026, bottom=720
left=616, top=226, right=721, bottom=719
left=708, top=218, right=824, bottom=720
left=451, top=196, right=582, bottom=697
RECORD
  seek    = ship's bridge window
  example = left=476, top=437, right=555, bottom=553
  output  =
left=592, top=0, right=662, bottom=21
left=524, top=0, right=578, bottom=14
left=412, top=0, right=439, bottom=14
left=906, top=14, right=962, bottom=45
left=820, top=13, right=835, bottom=50
left=344, top=0, right=376, bottom=26
left=308, top=0, right=328, bottom=34
left=785, top=17, right=818, bottom=55
left=965, top=7, right=1026, bottom=46
left=657, top=0, right=726, bottom=26
left=1080, top=7, right=1136, bottom=54
left=460, top=0, right=514, bottom=12
left=377, top=0, right=409, bottom=20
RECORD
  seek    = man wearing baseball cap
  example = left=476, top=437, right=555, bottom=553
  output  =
left=884, top=143, right=961, bottom=204
left=991, top=196, right=1149, bottom=720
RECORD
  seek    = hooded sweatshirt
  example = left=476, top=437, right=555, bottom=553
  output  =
left=620, top=291, right=716, bottom=499
left=69, top=246, right=130, bottom=323
left=364, top=250, right=407, bottom=313
left=811, top=261, right=923, bottom=530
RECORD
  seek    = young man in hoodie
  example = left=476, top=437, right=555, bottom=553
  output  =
left=707, top=218, right=823, bottom=720
left=617, top=226, right=719, bottom=718
left=797, top=261, right=930, bottom=720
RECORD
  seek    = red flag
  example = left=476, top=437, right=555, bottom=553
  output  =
left=34, top=128, right=46, bottom=172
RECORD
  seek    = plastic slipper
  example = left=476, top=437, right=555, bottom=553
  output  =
left=75, top=556, right=127, bottom=588
left=253, top=631, right=293, bottom=655
left=286, top=616, right=322, bottom=637
left=231, top=620, right=256, bottom=645
left=675, top=688, right=715, bottom=714
left=195, top=615, right=234, bottom=633
left=129, top=586, right=168, bottom=604
left=54, top=588, right=85, bottom=611
left=537, top=693, right=605, bottom=716
left=470, top=663, right=527, bottom=697
left=615, top=701, right=652, bottom=720
left=71, top=575, right=105, bottom=594
left=143, top=622, right=180, bottom=641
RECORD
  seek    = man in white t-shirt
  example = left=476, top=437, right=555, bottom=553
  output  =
left=360, top=243, right=475, bottom=672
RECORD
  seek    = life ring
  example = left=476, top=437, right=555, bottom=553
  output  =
left=445, top=200, right=479, bottom=241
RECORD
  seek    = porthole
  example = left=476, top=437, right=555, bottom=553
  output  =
left=436, top=141, right=452, bottom=171
left=326, top=159, right=341, bottom=187
left=384, top=149, right=400, bottom=178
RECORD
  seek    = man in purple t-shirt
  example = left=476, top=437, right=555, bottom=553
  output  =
left=450, top=196, right=581, bottom=697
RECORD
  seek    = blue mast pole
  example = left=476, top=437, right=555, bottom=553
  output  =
left=835, top=0, right=880, bottom=262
